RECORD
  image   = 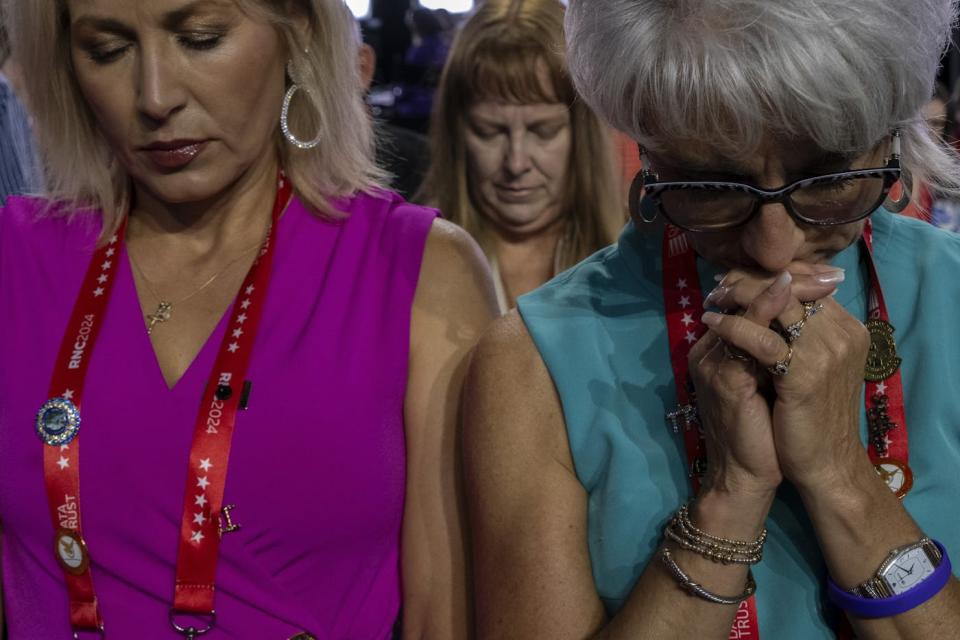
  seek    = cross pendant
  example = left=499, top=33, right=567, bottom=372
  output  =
left=146, top=301, right=173, bottom=335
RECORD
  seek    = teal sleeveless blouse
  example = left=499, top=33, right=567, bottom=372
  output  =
left=518, top=208, right=960, bottom=638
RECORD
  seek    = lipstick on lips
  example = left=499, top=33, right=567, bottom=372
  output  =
left=140, top=140, right=208, bottom=170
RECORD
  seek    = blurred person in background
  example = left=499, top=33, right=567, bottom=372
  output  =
left=418, top=0, right=624, bottom=312
left=0, top=19, right=40, bottom=202
left=923, top=82, right=949, bottom=139
left=931, top=81, right=960, bottom=231
left=900, top=82, right=951, bottom=222
left=359, top=24, right=430, bottom=200
left=395, top=8, right=450, bottom=132
left=0, top=0, right=495, bottom=637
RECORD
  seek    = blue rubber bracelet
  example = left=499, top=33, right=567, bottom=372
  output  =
left=827, top=540, right=952, bottom=618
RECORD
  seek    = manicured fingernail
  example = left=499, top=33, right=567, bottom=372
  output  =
left=810, top=264, right=846, bottom=274
left=701, top=312, right=722, bottom=327
left=813, top=271, right=845, bottom=285
left=769, top=271, right=792, bottom=295
left=703, top=285, right=729, bottom=308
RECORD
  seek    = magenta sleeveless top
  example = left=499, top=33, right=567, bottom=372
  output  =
left=0, top=190, right=437, bottom=639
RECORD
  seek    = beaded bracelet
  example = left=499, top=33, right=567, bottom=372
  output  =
left=661, top=548, right=757, bottom=605
left=665, top=503, right=767, bottom=565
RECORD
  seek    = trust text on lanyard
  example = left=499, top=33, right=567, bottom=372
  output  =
left=661, top=219, right=909, bottom=640
left=34, top=174, right=292, bottom=638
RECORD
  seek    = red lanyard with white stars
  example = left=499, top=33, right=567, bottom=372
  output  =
left=661, top=224, right=761, bottom=639
left=37, top=173, right=291, bottom=636
left=38, top=222, right=126, bottom=634
left=861, top=220, right=910, bottom=497
left=662, top=220, right=910, bottom=640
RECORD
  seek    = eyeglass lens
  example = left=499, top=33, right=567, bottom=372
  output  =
left=659, top=175, right=887, bottom=231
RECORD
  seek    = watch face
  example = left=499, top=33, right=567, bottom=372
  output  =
left=882, top=547, right=936, bottom=594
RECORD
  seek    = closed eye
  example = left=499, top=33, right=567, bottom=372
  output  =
left=178, top=32, right=224, bottom=50
left=86, top=42, right=131, bottom=64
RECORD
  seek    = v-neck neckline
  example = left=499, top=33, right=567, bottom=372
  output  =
left=112, top=195, right=305, bottom=392
left=118, top=243, right=233, bottom=393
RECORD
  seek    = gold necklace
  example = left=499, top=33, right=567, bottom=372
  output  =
left=129, top=240, right=266, bottom=335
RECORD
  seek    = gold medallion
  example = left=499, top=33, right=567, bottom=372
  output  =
left=873, top=458, right=913, bottom=499
left=53, top=528, right=90, bottom=575
left=864, top=319, right=902, bottom=382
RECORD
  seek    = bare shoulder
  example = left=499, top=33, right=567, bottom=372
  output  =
left=411, top=218, right=498, bottom=346
left=465, top=309, right=574, bottom=475
left=419, top=218, right=493, bottom=293
left=469, top=309, right=546, bottom=386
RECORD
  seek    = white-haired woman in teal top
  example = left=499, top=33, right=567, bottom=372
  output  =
left=463, top=1, right=960, bottom=638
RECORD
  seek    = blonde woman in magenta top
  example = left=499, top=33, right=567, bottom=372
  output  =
left=417, top=0, right=625, bottom=313
left=0, top=0, right=497, bottom=637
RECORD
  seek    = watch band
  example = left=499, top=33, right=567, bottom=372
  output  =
left=852, top=537, right=942, bottom=599
left=828, top=540, right=952, bottom=618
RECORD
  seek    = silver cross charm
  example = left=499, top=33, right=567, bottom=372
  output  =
left=666, top=403, right=698, bottom=433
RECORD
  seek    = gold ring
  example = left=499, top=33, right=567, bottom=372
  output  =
left=723, top=342, right=753, bottom=362
left=767, top=344, right=794, bottom=376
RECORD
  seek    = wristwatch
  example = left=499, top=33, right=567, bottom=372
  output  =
left=851, top=538, right=944, bottom=599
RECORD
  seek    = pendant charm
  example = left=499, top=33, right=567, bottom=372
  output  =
left=217, top=504, right=241, bottom=537
left=867, top=393, right=897, bottom=457
left=54, top=528, right=90, bottom=575
left=873, top=458, right=913, bottom=499
left=35, top=397, right=81, bottom=446
left=688, top=456, right=708, bottom=479
left=666, top=403, right=698, bottom=433
left=146, top=301, right=173, bottom=335
left=864, top=319, right=902, bottom=382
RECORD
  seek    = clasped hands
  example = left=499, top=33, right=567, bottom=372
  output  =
left=688, top=264, right=872, bottom=497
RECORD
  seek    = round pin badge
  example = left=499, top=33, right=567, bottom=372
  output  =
left=865, top=319, right=902, bottom=382
left=35, top=397, right=81, bottom=446
left=54, top=528, right=90, bottom=575
left=874, top=458, right=913, bottom=499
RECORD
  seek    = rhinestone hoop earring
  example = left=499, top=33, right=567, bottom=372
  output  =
left=281, top=60, right=322, bottom=150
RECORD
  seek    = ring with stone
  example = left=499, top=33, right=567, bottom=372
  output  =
left=801, top=301, right=824, bottom=317
left=783, top=317, right=806, bottom=343
left=782, top=301, right=825, bottom=343
left=767, top=344, right=794, bottom=376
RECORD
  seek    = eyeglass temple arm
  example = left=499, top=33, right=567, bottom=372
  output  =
left=637, top=144, right=658, bottom=182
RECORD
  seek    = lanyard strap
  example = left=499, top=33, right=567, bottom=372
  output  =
left=171, top=174, right=289, bottom=618
left=39, top=174, right=292, bottom=635
left=661, top=225, right=761, bottom=639
left=662, top=221, right=910, bottom=640
left=861, top=221, right=910, bottom=489
left=40, top=225, right=127, bottom=633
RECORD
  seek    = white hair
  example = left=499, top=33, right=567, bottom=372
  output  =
left=565, top=0, right=960, bottom=196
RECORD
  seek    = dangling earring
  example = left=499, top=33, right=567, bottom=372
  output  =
left=882, top=129, right=912, bottom=213
left=629, top=146, right=660, bottom=223
left=281, top=59, right=322, bottom=150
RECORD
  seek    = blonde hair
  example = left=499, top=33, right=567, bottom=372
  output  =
left=1, top=0, right=382, bottom=238
left=417, top=0, right=624, bottom=268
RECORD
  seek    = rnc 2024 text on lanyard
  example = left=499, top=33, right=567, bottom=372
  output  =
left=34, top=175, right=291, bottom=637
